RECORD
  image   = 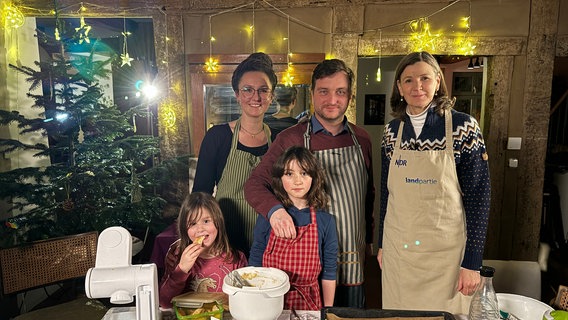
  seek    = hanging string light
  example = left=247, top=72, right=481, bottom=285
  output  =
left=205, top=15, right=218, bottom=72
left=455, top=1, right=476, bottom=56
left=282, top=15, right=294, bottom=86
left=251, top=1, right=255, bottom=52
left=120, top=14, right=133, bottom=67
left=376, top=30, right=382, bottom=82
left=2, top=2, right=25, bottom=29
left=74, top=3, right=91, bottom=44
left=409, top=17, right=442, bottom=52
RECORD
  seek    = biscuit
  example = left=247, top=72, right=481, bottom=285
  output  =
left=194, top=235, right=205, bottom=245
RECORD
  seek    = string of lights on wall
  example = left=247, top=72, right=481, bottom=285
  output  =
left=204, top=0, right=296, bottom=86
left=0, top=1, right=178, bottom=130
left=2, top=0, right=480, bottom=87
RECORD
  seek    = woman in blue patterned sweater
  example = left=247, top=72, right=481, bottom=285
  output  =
left=377, top=51, right=491, bottom=315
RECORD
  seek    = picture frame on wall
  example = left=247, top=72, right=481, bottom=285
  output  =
left=364, top=94, right=385, bottom=125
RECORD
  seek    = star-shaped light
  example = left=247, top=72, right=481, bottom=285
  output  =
left=75, top=17, right=91, bottom=44
left=409, top=19, right=441, bottom=52
left=121, top=52, right=134, bottom=66
left=205, top=57, right=218, bottom=72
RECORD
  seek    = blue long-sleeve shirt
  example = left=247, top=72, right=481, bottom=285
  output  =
left=249, top=206, right=338, bottom=281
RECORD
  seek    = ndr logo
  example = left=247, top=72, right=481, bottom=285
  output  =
left=395, top=155, right=407, bottom=167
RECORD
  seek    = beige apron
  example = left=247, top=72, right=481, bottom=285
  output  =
left=304, top=121, right=367, bottom=286
left=382, top=110, right=470, bottom=314
left=216, top=119, right=271, bottom=254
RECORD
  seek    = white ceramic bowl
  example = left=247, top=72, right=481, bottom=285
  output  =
left=497, top=293, right=554, bottom=320
left=222, top=266, right=290, bottom=320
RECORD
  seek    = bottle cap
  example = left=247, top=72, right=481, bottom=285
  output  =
left=480, top=265, right=495, bottom=277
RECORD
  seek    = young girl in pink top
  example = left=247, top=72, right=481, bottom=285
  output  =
left=159, top=192, right=247, bottom=308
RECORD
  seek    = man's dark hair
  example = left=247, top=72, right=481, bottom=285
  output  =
left=311, top=59, right=354, bottom=94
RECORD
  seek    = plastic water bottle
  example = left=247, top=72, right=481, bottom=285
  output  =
left=468, top=265, right=499, bottom=320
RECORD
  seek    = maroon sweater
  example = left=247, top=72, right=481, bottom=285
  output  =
left=244, top=117, right=375, bottom=244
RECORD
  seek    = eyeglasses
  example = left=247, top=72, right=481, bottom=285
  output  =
left=239, top=86, right=272, bottom=100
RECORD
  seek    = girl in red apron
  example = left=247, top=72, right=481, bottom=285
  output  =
left=248, top=146, right=339, bottom=310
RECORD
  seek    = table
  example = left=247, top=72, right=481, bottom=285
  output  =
left=160, top=309, right=320, bottom=320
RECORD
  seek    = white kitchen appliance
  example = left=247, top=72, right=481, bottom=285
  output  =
left=85, top=226, right=160, bottom=320
left=222, top=266, right=290, bottom=320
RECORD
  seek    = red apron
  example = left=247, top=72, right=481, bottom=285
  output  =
left=262, top=207, right=322, bottom=310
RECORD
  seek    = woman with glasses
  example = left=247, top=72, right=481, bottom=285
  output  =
left=192, top=52, right=278, bottom=256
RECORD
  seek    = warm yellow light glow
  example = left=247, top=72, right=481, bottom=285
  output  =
left=461, top=17, right=470, bottom=29
left=455, top=36, right=476, bottom=56
left=55, top=27, right=60, bottom=40
left=159, top=100, right=178, bottom=130
left=376, top=67, right=381, bottom=82
left=3, top=3, right=25, bottom=29
left=210, top=36, right=216, bottom=41
left=282, top=69, right=295, bottom=87
left=205, top=57, right=218, bottom=72
left=75, top=16, right=91, bottom=44
left=409, top=19, right=441, bottom=52
left=120, top=53, right=134, bottom=66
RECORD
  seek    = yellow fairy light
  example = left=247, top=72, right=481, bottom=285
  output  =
left=205, top=57, right=218, bottom=72
left=75, top=16, right=91, bottom=44
left=120, top=16, right=132, bottom=66
left=461, top=17, right=470, bottom=29
left=454, top=15, right=476, bottom=56
left=205, top=16, right=218, bottom=72
left=159, top=100, right=178, bottom=130
left=408, top=18, right=441, bottom=52
left=455, top=36, right=476, bottom=56
left=282, top=70, right=294, bottom=87
left=3, top=3, right=25, bottom=29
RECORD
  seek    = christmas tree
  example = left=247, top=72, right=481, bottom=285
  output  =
left=0, top=16, right=182, bottom=247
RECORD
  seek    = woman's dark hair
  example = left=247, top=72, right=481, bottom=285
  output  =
left=390, top=51, right=455, bottom=120
left=311, top=59, right=354, bottom=95
left=177, top=192, right=240, bottom=263
left=271, top=146, right=329, bottom=210
left=231, top=52, right=278, bottom=92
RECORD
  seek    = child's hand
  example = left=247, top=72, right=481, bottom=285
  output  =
left=178, top=242, right=205, bottom=273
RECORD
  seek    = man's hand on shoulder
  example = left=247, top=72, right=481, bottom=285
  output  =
left=269, top=208, right=296, bottom=239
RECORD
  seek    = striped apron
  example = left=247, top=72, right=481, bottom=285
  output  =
left=303, top=121, right=367, bottom=287
left=216, top=119, right=271, bottom=255
left=382, top=110, right=471, bottom=314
